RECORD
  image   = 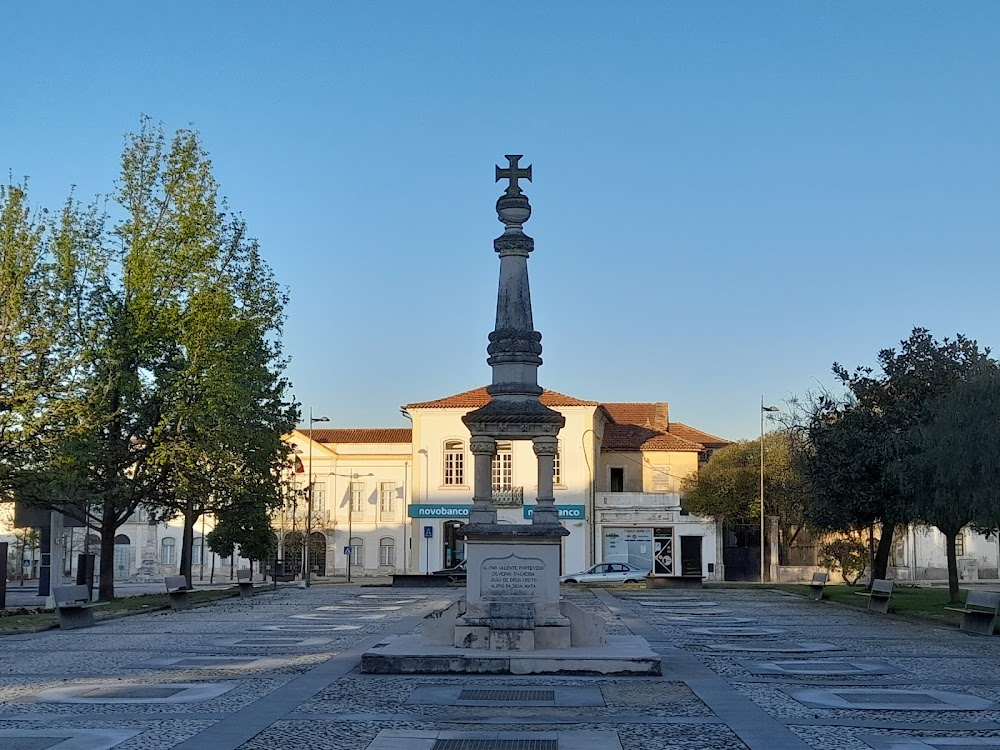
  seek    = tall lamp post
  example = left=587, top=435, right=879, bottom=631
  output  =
left=760, top=398, right=780, bottom=583
left=331, top=471, right=373, bottom=583
left=305, top=409, right=330, bottom=587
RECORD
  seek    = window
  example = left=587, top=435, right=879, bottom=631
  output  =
left=552, top=443, right=562, bottom=485
left=492, top=441, right=513, bottom=490
left=350, top=482, right=365, bottom=514
left=379, top=537, right=396, bottom=566
left=610, top=467, right=625, bottom=492
left=161, top=537, right=177, bottom=566
left=349, top=536, right=363, bottom=566
left=192, top=537, right=204, bottom=566
left=955, top=532, right=966, bottom=557
left=444, top=441, right=465, bottom=485
left=380, top=482, right=396, bottom=519
left=311, top=486, right=326, bottom=514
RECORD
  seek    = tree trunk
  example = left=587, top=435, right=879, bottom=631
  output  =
left=945, top=530, right=960, bottom=603
left=180, top=500, right=196, bottom=589
left=97, top=499, right=117, bottom=602
left=872, top=524, right=895, bottom=582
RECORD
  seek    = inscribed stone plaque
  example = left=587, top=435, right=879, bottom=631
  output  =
left=480, top=554, right=545, bottom=601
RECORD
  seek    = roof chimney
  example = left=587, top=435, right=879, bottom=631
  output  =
left=654, top=402, right=669, bottom=432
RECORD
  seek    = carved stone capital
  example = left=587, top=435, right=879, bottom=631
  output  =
left=470, top=437, right=497, bottom=455
left=532, top=437, right=558, bottom=457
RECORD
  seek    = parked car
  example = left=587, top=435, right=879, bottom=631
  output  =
left=559, top=562, right=649, bottom=584
left=431, top=560, right=467, bottom=582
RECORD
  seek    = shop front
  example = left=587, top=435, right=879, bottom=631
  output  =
left=407, top=503, right=587, bottom=574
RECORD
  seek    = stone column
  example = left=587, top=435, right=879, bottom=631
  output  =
left=469, top=436, right=497, bottom=524
left=532, top=436, right=559, bottom=525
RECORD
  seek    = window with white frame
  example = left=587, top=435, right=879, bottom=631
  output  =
left=379, top=536, right=395, bottom=566
left=350, top=482, right=365, bottom=514
left=553, top=443, right=562, bottom=485
left=161, top=537, right=177, bottom=566
left=492, top=441, right=513, bottom=490
left=955, top=532, right=966, bottom=557
left=192, top=537, right=204, bottom=565
left=311, top=486, right=326, bottom=514
left=444, top=440, right=465, bottom=485
left=349, top=536, right=363, bottom=566
left=380, top=482, right=396, bottom=519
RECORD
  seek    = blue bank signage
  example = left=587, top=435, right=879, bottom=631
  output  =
left=408, top=504, right=470, bottom=518
left=523, top=505, right=586, bottom=520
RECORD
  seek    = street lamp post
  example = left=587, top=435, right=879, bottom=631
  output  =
left=760, top=398, right=780, bottom=583
left=305, top=409, right=330, bottom=587
left=330, top=472, right=374, bottom=583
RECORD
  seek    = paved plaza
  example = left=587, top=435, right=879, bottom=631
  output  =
left=3, top=584, right=1000, bottom=749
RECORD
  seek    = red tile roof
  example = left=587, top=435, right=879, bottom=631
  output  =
left=602, top=402, right=668, bottom=429
left=404, top=386, right=598, bottom=410
left=668, top=422, right=731, bottom=449
left=601, top=423, right=705, bottom=452
left=302, top=428, right=412, bottom=444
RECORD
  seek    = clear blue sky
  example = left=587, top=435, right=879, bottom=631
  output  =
left=5, top=2, right=998, bottom=441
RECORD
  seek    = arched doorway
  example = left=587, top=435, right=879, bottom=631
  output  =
left=113, top=534, right=131, bottom=580
left=284, top=531, right=304, bottom=577
left=443, top=521, right=466, bottom=568
left=308, top=532, right=326, bottom=577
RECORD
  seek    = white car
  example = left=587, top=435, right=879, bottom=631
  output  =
left=560, top=562, right=649, bottom=584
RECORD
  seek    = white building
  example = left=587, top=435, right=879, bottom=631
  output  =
left=287, top=387, right=731, bottom=580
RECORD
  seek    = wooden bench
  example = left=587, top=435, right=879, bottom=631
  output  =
left=809, top=571, right=828, bottom=601
left=945, top=590, right=1000, bottom=635
left=237, top=569, right=254, bottom=597
left=164, top=575, right=191, bottom=610
left=51, top=584, right=106, bottom=629
left=855, top=578, right=894, bottom=614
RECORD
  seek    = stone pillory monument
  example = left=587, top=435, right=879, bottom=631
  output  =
left=362, top=157, right=660, bottom=675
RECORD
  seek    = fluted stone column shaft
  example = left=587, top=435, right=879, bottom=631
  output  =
left=469, top=436, right=497, bottom=524
left=532, top=436, right=559, bottom=525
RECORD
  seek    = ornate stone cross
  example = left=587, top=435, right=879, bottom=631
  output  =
left=495, top=154, right=532, bottom=196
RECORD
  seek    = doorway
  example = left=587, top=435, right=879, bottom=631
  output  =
left=680, top=535, right=703, bottom=576
left=443, top=521, right=465, bottom=568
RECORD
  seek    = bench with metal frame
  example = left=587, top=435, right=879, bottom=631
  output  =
left=809, top=571, right=828, bottom=601
left=854, top=578, right=894, bottom=614
left=944, top=590, right=1000, bottom=636
left=51, top=584, right=107, bottom=629
left=236, top=569, right=254, bottom=597
left=164, top=575, right=192, bottom=610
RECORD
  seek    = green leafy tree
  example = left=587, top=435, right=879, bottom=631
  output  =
left=682, top=431, right=809, bottom=552
left=819, top=538, right=868, bottom=586
left=206, top=506, right=278, bottom=567
left=799, top=328, right=991, bottom=583
left=18, top=118, right=297, bottom=600
left=897, top=362, right=1000, bottom=601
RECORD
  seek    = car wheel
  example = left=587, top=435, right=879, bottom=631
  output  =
left=563, top=578, right=577, bottom=584
left=625, top=578, right=640, bottom=584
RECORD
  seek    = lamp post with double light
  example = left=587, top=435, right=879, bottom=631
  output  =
left=305, top=409, right=330, bottom=587
left=760, top=398, right=780, bottom=583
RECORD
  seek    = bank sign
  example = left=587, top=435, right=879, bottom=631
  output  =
left=408, top=504, right=469, bottom=518
left=523, top=505, right=586, bottom=520
left=408, top=504, right=586, bottom=520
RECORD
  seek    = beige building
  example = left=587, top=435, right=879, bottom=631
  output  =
left=287, top=387, right=731, bottom=580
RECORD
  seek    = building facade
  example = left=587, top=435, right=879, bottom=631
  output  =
left=286, top=387, right=732, bottom=581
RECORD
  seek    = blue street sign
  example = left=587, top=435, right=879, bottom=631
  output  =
left=423, top=526, right=433, bottom=538
left=22, top=559, right=31, bottom=569
left=343, top=546, right=352, bottom=555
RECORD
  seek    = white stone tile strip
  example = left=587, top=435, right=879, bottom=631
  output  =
left=742, top=659, right=902, bottom=675
left=0, top=728, right=142, bottom=750
left=785, top=688, right=998, bottom=711
left=862, top=738, right=1000, bottom=749
left=687, top=627, right=788, bottom=636
left=212, top=637, right=331, bottom=648
left=404, top=685, right=605, bottom=707
left=364, top=729, right=624, bottom=750
left=252, top=624, right=362, bottom=632
left=704, top=641, right=842, bottom=653
left=128, top=656, right=288, bottom=671
left=35, top=683, right=234, bottom=704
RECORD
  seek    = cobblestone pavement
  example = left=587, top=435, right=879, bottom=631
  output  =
left=3, top=583, right=1000, bottom=748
